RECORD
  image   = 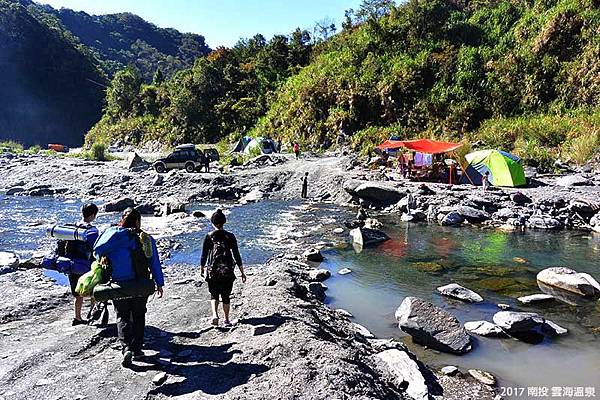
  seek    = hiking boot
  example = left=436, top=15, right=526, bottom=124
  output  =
left=211, top=317, right=219, bottom=327
left=72, top=318, right=87, bottom=326
left=122, top=350, right=133, bottom=367
left=133, top=350, right=145, bottom=361
left=223, top=320, right=232, bottom=327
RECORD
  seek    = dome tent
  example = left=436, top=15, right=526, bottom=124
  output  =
left=461, top=149, right=526, bottom=187
left=243, top=137, right=277, bottom=154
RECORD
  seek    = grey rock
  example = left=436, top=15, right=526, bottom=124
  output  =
left=464, top=321, right=506, bottom=337
left=252, top=324, right=278, bottom=336
left=192, top=210, right=205, bottom=218
left=308, top=268, right=331, bottom=282
left=338, top=268, right=352, bottom=275
left=0, top=251, right=19, bottom=269
left=352, top=323, right=375, bottom=338
left=497, top=303, right=511, bottom=310
left=492, top=311, right=544, bottom=333
left=510, top=192, right=532, bottom=205
left=350, top=181, right=406, bottom=204
left=517, top=294, right=555, bottom=305
left=495, top=208, right=517, bottom=220
left=395, top=297, right=472, bottom=355
left=127, top=152, right=150, bottom=171
left=541, top=320, right=568, bottom=336
left=527, top=216, right=563, bottom=230
left=555, top=174, right=590, bottom=187
left=437, top=283, right=483, bottom=303
left=456, top=206, right=490, bottom=223
left=303, top=248, right=324, bottom=262
left=152, top=372, right=167, bottom=386
left=441, top=366, right=459, bottom=376
left=468, top=369, right=496, bottom=386
left=135, top=203, right=156, bottom=215
left=375, top=349, right=430, bottom=400
left=6, top=187, right=25, bottom=195
left=104, top=197, right=135, bottom=212
left=537, top=267, right=600, bottom=298
left=308, top=282, right=327, bottom=301
left=335, top=309, right=353, bottom=318
left=333, top=227, right=344, bottom=234
left=441, top=212, right=464, bottom=226
left=153, top=174, right=164, bottom=186
left=350, top=227, right=389, bottom=246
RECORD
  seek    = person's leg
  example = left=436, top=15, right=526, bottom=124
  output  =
left=130, top=297, right=148, bottom=355
left=113, top=299, right=133, bottom=352
left=74, top=296, right=83, bottom=320
left=208, top=281, right=220, bottom=325
left=221, top=280, right=234, bottom=324
left=68, top=274, right=85, bottom=324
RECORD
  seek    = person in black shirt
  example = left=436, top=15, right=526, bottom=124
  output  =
left=301, top=172, right=308, bottom=199
left=200, top=209, right=246, bottom=327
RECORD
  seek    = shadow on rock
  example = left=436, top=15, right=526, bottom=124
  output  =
left=238, top=312, right=293, bottom=327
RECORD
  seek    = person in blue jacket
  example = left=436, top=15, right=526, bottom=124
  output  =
left=94, top=208, right=164, bottom=367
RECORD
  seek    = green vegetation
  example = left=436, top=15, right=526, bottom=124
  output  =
left=90, top=142, right=107, bottom=161
left=0, top=140, right=23, bottom=153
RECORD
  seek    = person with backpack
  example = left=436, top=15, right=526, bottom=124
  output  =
left=93, top=208, right=164, bottom=367
left=55, top=203, right=99, bottom=326
left=301, top=172, right=309, bottom=199
left=200, top=209, right=245, bottom=327
left=293, top=142, right=300, bottom=159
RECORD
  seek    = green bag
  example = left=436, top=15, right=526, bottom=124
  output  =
left=93, top=278, right=156, bottom=302
left=76, top=260, right=109, bottom=297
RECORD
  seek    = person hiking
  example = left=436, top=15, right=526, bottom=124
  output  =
left=293, top=142, right=300, bottom=159
left=200, top=209, right=246, bottom=328
left=482, top=171, right=490, bottom=192
left=93, top=208, right=164, bottom=367
left=56, top=203, right=99, bottom=326
left=301, top=172, right=309, bottom=199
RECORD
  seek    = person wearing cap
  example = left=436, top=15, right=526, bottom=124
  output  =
left=200, top=209, right=245, bottom=327
left=93, top=208, right=164, bottom=367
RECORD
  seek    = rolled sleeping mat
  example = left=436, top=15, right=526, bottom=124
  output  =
left=47, top=225, right=98, bottom=242
left=93, top=278, right=156, bottom=302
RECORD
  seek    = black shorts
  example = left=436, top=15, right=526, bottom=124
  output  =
left=68, top=273, right=84, bottom=297
left=207, top=279, right=234, bottom=304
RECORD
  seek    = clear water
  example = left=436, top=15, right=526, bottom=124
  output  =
left=321, top=218, right=600, bottom=396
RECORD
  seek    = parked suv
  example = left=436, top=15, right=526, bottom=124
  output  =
left=153, top=144, right=220, bottom=173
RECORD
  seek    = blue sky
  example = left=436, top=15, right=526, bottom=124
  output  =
left=37, top=0, right=362, bottom=47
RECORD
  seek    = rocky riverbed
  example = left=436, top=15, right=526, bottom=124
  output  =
left=1, top=150, right=599, bottom=399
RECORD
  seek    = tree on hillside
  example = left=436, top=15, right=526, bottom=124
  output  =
left=313, top=17, right=337, bottom=42
left=355, top=0, right=396, bottom=22
left=106, top=65, right=142, bottom=118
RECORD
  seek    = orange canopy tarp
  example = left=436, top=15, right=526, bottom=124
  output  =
left=376, top=139, right=463, bottom=154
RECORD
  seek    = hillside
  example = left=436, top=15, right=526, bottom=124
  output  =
left=37, top=5, right=211, bottom=80
left=0, top=0, right=105, bottom=147
left=88, top=0, right=600, bottom=168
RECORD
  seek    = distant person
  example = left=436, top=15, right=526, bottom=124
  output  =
left=94, top=208, right=164, bottom=367
left=54, top=203, right=99, bottom=326
left=301, top=172, right=309, bottom=199
left=200, top=209, right=246, bottom=327
left=293, top=142, right=300, bottom=159
left=482, top=171, right=490, bottom=192
left=204, top=154, right=210, bottom=173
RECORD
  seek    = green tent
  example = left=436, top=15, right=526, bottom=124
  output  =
left=462, top=149, right=526, bottom=187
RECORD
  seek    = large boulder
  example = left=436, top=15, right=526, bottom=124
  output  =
left=307, top=282, right=327, bottom=301
left=0, top=251, right=19, bottom=273
left=350, top=227, right=390, bottom=247
left=510, top=192, right=532, bottom=205
left=351, top=182, right=406, bottom=205
left=527, top=216, right=563, bottom=230
left=436, top=283, right=483, bottom=303
left=517, top=294, right=555, bottom=305
left=104, top=197, right=135, bottom=212
left=303, top=248, right=324, bottom=263
left=464, top=321, right=506, bottom=337
left=456, top=206, right=490, bottom=223
left=374, top=349, right=436, bottom=400
left=441, top=211, right=464, bottom=226
left=537, top=267, right=600, bottom=299
left=6, top=187, right=25, bottom=196
left=395, top=297, right=472, bottom=355
left=127, top=152, right=150, bottom=171
left=492, top=311, right=544, bottom=334
left=555, top=174, right=590, bottom=187
left=308, top=268, right=331, bottom=282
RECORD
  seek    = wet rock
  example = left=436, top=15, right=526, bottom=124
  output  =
left=192, top=211, right=205, bottom=218
left=338, top=268, right=352, bottom=275
left=527, top=216, right=563, bottom=230
left=441, top=212, right=464, bottom=226
left=307, top=282, right=327, bottom=301
left=437, top=283, right=483, bottom=303
left=556, top=174, right=590, bottom=187
left=464, top=321, right=506, bottom=337
left=333, top=227, right=344, bottom=234
left=153, top=174, right=164, bottom=186
left=303, top=248, right=324, bottom=262
left=335, top=309, right=353, bottom=318
left=352, top=323, right=375, bottom=338
left=510, top=192, right=532, bottom=205
left=395, top=297, right=472, bottom=355
left=161, top=199, right=186, bottom=215
left=375, top=348, right=431, bottom=400
left=308, top=268, right=331, bottom=282
left=441, top=366, right=459, bottom=376
left=537, top=267, right=600, bottom=299
left=468, top=369, right=496, bottom=386
left=6, top=187, right=25, bottom=195
left=456, top=206, right=490, bottom=223
left=152, top=372, right=167, bottom=386
left=0, top=251, right=19, bottom=270
left=240, top=188, right=264, bottom=203
left=135, top=203, right=156, bottom=215
left=104, top=197, right=135, bottom=212
left=492, top=311, right=544, bottom=334
left=349, top=181, right=406, bottom=205
left=568, top=199, right=598, bottom=220
left=410, top=262, right=445, bottom=273
left=252, top=324, right=278, bottom=336
left=127, top=152, right=150, bottom=171
left=517, top=294, right=555, bottom=305
left=495, top=208, right=516, bottom=220
left=350, top=227, right=390, bottom=246
left=497, top=303, right=511, bottom=310
left=541, top=320, right=568, bottom=336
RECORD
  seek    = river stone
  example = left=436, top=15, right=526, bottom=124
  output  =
left=6, top=187, right=25, bottom=195
left=0, top=251, right=19, bottom=269
left=468, top=369, right=496, bottom=386
left=308, top=268, right=331, bottom=282
left=127, top=152, right=150, bottom=171
left=510, top=192, right=532, bottom=205
left=464, top=321, right=506, bottom=337
left=441, top=212, right=464, bottom=226
left=350, top=227, right=389, bottom=246
left=152, top=372, right=167, bottom=386
left=541, top=320, right=568, bottom=336
left=352, top=323, right=375, bottom=338
left=333, top=227, right=344, bottom=234
left=537, top=267, right=600, bottom=298
left=441, top=366, right=459, bottom=376
left=556, top=174, right=590, bottom=187
left=517, top=293, right=555, bottom=305
left=527, top=216, right=563, bottom=230
left=492, top=311, right=544, bottom=333
left=456, top=206, right=490, bottom=223
left=437, top=283, right=483, bottom=303
left=153, top=174, right=164, bottom=186
left=335, top=309, right=353, bottom=318
left=395, top=297, right=472, bottom=355
left=338, top=268, right=352, bottom=275
left=104, top=197, right=135, bottom=212
left=307, top=282, right=327, bottom=301
left=375, top=349, right=430, bottom=400
left=352, top=182, right=406, bottom=204
left=303, top=248, right=324, bottom=262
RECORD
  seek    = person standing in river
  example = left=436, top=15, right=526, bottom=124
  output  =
left=301, top=172, right=309, bottom=199
left=94, top=208, right=164, bottom=367
left=200, top=209, right=246, bottom=328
